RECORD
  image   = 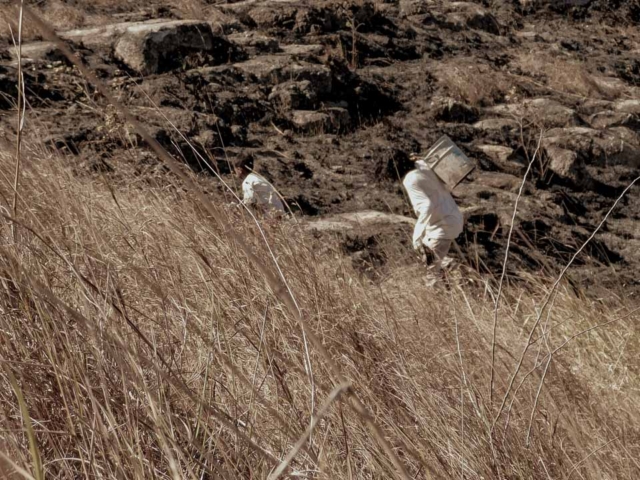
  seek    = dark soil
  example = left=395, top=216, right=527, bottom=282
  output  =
left=0, top=0, right=638, bottom=296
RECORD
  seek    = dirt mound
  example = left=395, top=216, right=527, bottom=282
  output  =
left=0, top=0, right=638, bottom=292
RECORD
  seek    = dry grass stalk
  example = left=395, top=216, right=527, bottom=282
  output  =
left=489, top=131, right=543, bottom=408
left=10, top=1, right=24, bottom=243
left=493, top=174, right=640, bottom=428
left=269, top=382, right=351, bottom=479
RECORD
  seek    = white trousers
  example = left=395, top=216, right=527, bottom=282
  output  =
left=421, top=237, right=454, bottom=273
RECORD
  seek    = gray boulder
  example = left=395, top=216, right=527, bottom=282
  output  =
left=485, top=98, right=581, bottom=128
left=614, top=99, right=640, bottom=116
left=234, top=56, right=332, bottom=94
left=473, top=117, right=520, bottom=133
left=60, top=21, right=144, bottom=49
left=545, top=146, right=586, bottom=184
left=544, top=126, right=640, bottom=168
left=588, top=111, right=636, bottom=130
left=269, top=80, right=318, bottom=110
left=291, top=108, right=350, bottom=134
left=432, top=97, right=479, bottom=124
left=228, top=32, right=279, bottom=54
left=233, top=55, right=291, bottom=81
left=476, top=144, right=526, bottom=175
left=306, top=210, right=416, bottom=233
left=292, top=111, right=331, bottom=133
left=114, top=20, right=233, bottom=75
left=280, top=44, right=325, bottom=58
left=9, top=42, right=66, bottom=65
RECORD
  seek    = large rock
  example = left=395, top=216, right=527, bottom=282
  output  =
left=476, top=144, right=526, bottom=175
left=545, top=146, right=586, bottom=184
left=579, top=99, right=613, bottom=115
left=233, top=55, right=291, bottom=80
left=474, top=172, right=523, bottom=192
left=517, top=0, right=591, bottom=8
left=287, top=62, right=332, bottom=95
left=614, top=99, right=640, bottom=115
left=590, top=75, right=628, bottom=95
left=604, top=127, right=640, bottom=167
left=307, top=210, right=415, bottom=233
left=476, top=144, right=514, bottom=163
left=588, top=111, right=637, bottom=129
left=291, top=108, right=350, bottom=133
left=473, top=117, right=520, bottom=133
left=486, top=98, right=581, bottom=128
left=544, top=126, right=640, bottom=168
left=219, top=0, right=300, bottom=14
left=432, top=97, right=479, bottom=124
left=9, top=42, right=66, bottom=65
left=234, top=56, right=332, bottom=94
left=114, top=20, right=232, bottom=75
left=228, top=32, right=279, bottom=54
left=59, top=21, right=145, bottom=48
left=269, top=80, right=318, bottom=110
left=292, top=111, right=331, bottom=133
left=280, top=44, right=325, bottom=58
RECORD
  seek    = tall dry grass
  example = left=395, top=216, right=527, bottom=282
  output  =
left=0, top=3, right=639, bottom=477
left=0, top=129, right=639, bottom=479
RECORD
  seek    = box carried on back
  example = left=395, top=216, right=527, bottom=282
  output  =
left=423, top=135, right=475, bottom=189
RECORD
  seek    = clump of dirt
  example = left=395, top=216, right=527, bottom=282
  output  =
left=0, top=0, right=639, bottom=293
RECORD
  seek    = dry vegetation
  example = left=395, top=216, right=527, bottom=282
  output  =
left=0, top=120, right=639, bottom=479
left=0, top=0, right=229, bottom=44
left=1, top=2, right=640, bottom=479
left=435, top=62, right=513, bottom=107
left=437, top=52, right=626, bottom=109
left=0, top=1, right=122, bottom=44
left=514, top=51, right=625, bottom=100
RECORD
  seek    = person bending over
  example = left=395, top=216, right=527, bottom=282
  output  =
left=233, top=154, right=285, bottom=215
left=402, top=159, right=463, bottom=277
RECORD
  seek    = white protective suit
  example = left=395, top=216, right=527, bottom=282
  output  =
left=242, top=173, right=285, bottom=213
left=402, top=161, right=463, bottom=269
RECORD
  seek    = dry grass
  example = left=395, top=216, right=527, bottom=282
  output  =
left=435, top=62, right=513, bottom=107
left=0, top=125, right=639, bottom=479
left=0, top=5, right=43, bottom=44
left=173, top=0, right=209, bottom=20
left=0, top=2, right=115, bottom=44
left=0, top=5, right=639, bottom=478
left=515, top=51, right=624, bottom=100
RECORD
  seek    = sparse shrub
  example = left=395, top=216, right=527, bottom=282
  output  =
left=436, top=62, right=512, bottom=107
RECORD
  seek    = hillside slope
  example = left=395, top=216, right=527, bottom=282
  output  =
left=0, top=1, right=640, bottom=479
left=1, top=0, right=639, bottom=293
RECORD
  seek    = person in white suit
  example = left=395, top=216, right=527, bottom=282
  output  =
left=402, top=159, right=464, bottom=276
left=233, top=154, right=285, bottom=215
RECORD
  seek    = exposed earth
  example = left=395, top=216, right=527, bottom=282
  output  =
left=1, top=0, right=639, bottom=294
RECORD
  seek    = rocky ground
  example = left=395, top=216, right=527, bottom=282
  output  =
left=0, top=0, right=639, bottom=294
